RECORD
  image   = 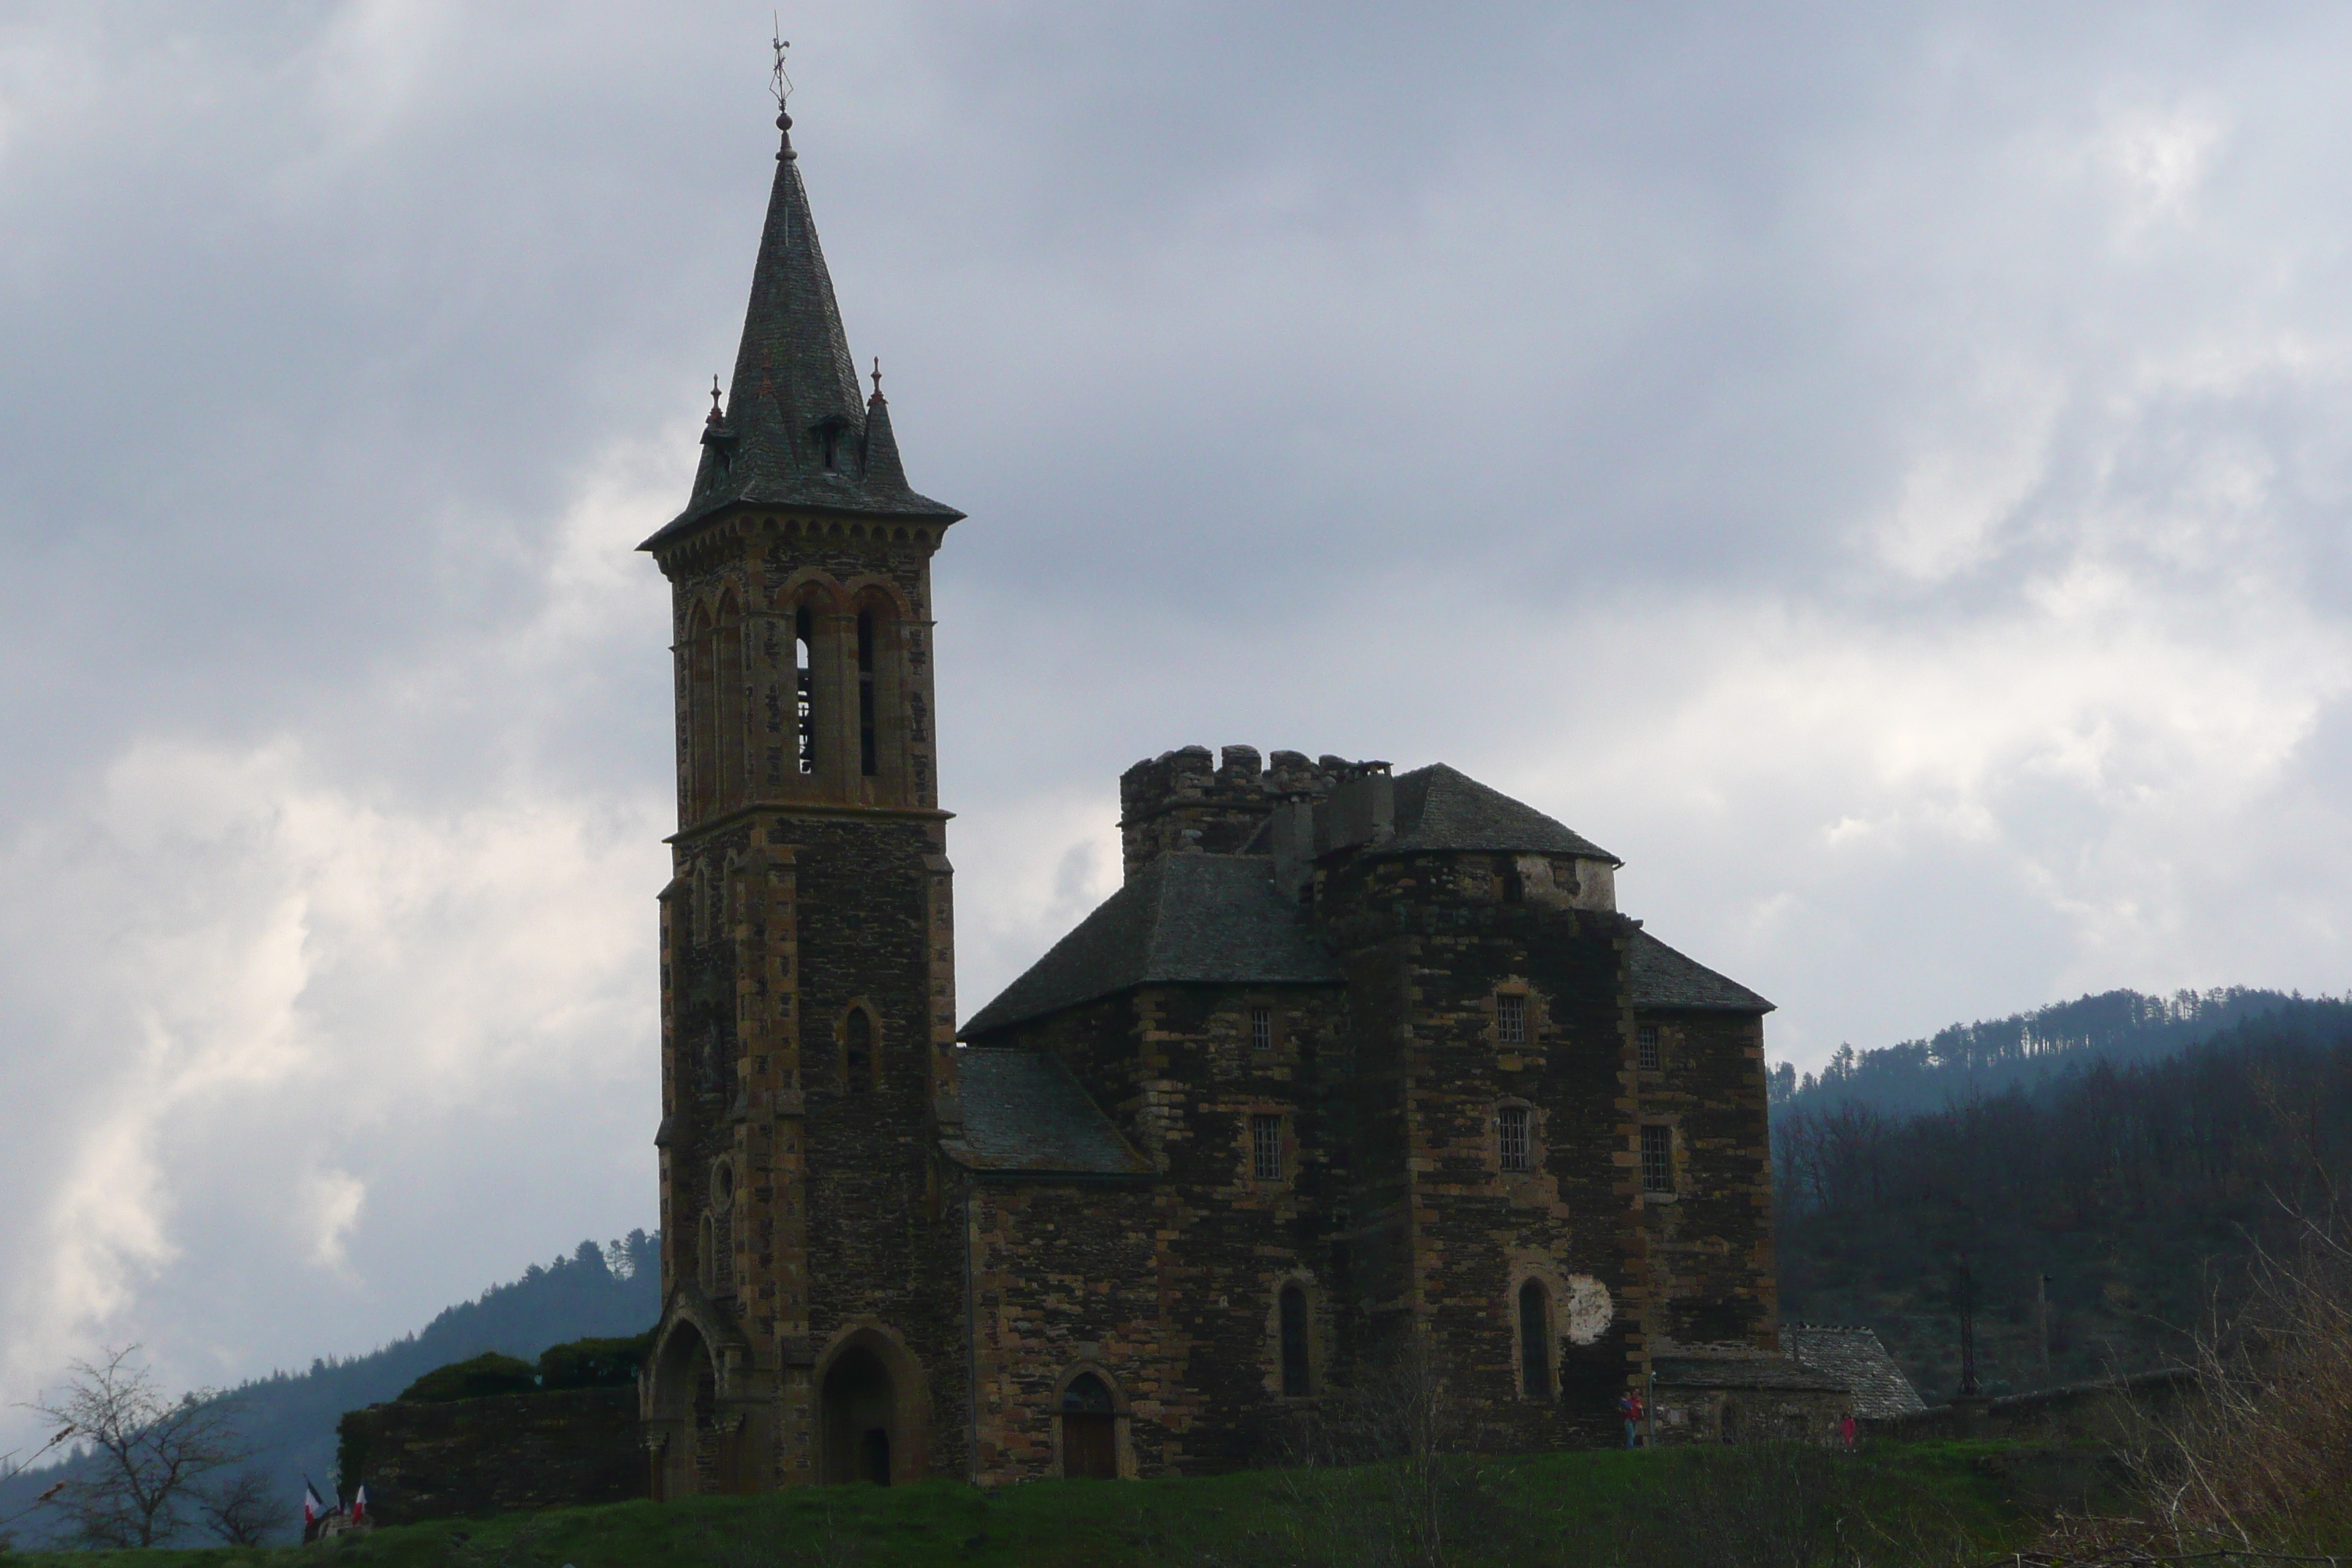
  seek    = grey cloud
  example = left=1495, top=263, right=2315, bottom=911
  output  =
left=4, top=0, right=2352, bottom=1439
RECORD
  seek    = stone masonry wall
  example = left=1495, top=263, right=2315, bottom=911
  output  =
left=338, top=1389, right=640, bottom=1525
left=1635, top=1009, right=1779, bottom=1355
left=1316, top=850, right=1642, bottom=1451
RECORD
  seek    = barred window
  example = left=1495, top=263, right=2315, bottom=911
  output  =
left=1640, top=1124, right=1673, bottom=1194
left=1637, top=1022, right=1661, bottom=1071
left=1251, top=1004, right=1273, bottom=1052
left=1252, top=1114, right=1284, bottom=1182
left=1497, top=993, right=1527, bottom=1045
left=1498, top=1105, right=1531, bottom=1172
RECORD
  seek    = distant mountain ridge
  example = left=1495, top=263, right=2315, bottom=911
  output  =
left=1768, top=987, right=2322, bottom=1118
left=0, top=1231, right=658, bottom=1548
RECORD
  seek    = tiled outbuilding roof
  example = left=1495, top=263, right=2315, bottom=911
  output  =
left=642, top=110, right=960, bottom=552
left=1650, top=1355, right=1850, bottom=1392
left=1386, top=764, right=1620, bottom=864
left=949, top=1049, right=1154, bottom=1177
left=1627, top=931, right=1774, bottom=1014
left=961, top=854, right=1341, bottom=1039
left=1786, top=1326, right=1929, bottom=1418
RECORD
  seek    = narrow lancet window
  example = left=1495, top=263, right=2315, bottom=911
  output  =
left=794, top=606, right=817, bottom=776
left=845, top=1009, right=873, bottom=1092
left=1520, top=1280, right=1552, bottom=1398
left=1251, top=1004, right=1273, bottom=1051
left=1279, top=1285, right=1311, bottom=1396
left=1498, top=993, right=1527, bottom=1046
left=856, top=610, right=878, bottom=777
left=1637, top=1022, right=1661, bottom=1071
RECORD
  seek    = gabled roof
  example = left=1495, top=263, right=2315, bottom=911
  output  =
left=961, top=854, right=1341, bottom=1039
left=1786, top=1326, right=1929, bottom=1418
left=1628, top=930, right=1774, bottom=1013
left=1387, top=764, right=1620, bottom=864
left=949, top=1049, right=1155, bottom=1177
left=642, top=108, right=960, bottom=553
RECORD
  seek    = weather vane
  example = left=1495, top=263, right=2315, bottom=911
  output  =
left=770, top=21, right=793, bottom=108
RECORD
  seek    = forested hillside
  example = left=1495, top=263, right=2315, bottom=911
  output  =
left=1774, top=1003, right=2352, bottom=1401
left=0, top=1232, right=658, bottom=1546
left=1768, top=987, right=2314, bottom=1119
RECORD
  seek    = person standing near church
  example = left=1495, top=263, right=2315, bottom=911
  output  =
left=1620, top=1388, right=1646, bottom=1448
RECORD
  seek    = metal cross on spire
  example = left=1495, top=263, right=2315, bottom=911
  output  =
left=769, top=23, right=793, bottom=108
left=870, top=357, right=883, bottom=397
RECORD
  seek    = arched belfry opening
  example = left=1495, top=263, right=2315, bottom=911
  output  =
left=821, top=1341, right=900, bottom=1484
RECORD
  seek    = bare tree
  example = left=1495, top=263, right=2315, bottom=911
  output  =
left=195, top=1467, right=278, bottom=1547
left=20, top=1345, right=247, bottom=1549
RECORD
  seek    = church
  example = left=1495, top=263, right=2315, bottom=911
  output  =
left=636, top=97, right=1839, bottom=1494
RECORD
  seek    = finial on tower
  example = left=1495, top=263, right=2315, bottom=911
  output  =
left=771, top=26, right=796, bottom=160
left=706, top=374, right=724, bottom=425
left=870, top=358, right=883, bottom=399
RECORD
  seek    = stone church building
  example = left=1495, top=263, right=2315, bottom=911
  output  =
left=637, top=100, right=1836, bottom=1495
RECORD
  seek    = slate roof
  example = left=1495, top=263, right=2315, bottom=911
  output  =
left=1386, top=764, right=1620, bottom=864
left=950, top=1049, right=1155, bottom=1177
left=961, top=854, right=1341, bottom=1038
left=1651, top=1355, right=1850, bottom=1393
left=1786, top=1326, right=1929, bottom=1418
left=641, top=110, right=960, bottom=553
left=1627, top=930, right=1774, bottom=1014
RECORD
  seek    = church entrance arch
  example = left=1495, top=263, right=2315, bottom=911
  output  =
left=647, top=1320, right=723, bottom=1499
left=818, top=1331, right=920, bottom=1485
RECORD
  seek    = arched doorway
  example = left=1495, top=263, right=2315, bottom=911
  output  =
left=1060, top=1373, right=1117, bottom=1480
left=821, top=1346, right=896, bottom=1485
left=647, top=1322, right=721, bottom=1500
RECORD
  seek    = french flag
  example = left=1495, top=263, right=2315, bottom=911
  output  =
left=350, top=1485, right=368, bottom=1525
left=301, top=1480, right=325, bottom=1529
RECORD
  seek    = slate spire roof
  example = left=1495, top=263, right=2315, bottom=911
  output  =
left=641, top=104, right=961, bottom=551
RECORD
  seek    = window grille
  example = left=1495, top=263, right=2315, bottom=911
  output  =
left=1640, top=1124, right=1673, bottom=1194
left=1252, top=1114, right=1284, bottom=1182
left=1498, top=1105, right=1531, bottom=1172
left=1637, top=1023, right=1661, bottom=1071
left=1251, top=1005, right=1273, bottom=1051
left=1497, top=994, right=1527, bottom=1045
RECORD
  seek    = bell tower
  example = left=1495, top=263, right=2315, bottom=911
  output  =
left=638, top=95, right=969, bottom=1494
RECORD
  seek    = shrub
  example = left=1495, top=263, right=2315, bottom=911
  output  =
left=538, top=1330, right=656, bottom=1391
left=395, top=1352, right=538, bottom=1403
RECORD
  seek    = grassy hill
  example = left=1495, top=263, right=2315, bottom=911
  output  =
left=0, top=1440, right=2091, bottom=1567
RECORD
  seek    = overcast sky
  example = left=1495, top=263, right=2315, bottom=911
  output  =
left=4, top=0, right=2350, bottom=1428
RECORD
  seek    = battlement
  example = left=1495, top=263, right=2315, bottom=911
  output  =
left=1118, top=746, right=1387, bottom=881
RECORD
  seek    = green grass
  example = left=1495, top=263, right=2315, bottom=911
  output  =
left=1, top=1441, right=2108, bottom=1567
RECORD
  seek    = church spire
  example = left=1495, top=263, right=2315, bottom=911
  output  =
left=644, top=96, right=960, bottom=551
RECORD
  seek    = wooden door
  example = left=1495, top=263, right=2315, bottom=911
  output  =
left=1063, top=1414, right=1116, bottom=1479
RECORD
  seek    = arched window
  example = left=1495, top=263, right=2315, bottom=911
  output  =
left=856, top=609, right=879, bottom=777
left=1060, top=1373, right=1117, bottom=1480
left=794, top=605, right=818, bottom=776
left=1519, top=1280, right=1552, bottom=1398
left=1498, top=1105, right=1531, bottom=1173
left=845, top=1009, right=873, bottom=1092
left=1279, top=1284, right=1311, bottom=1397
